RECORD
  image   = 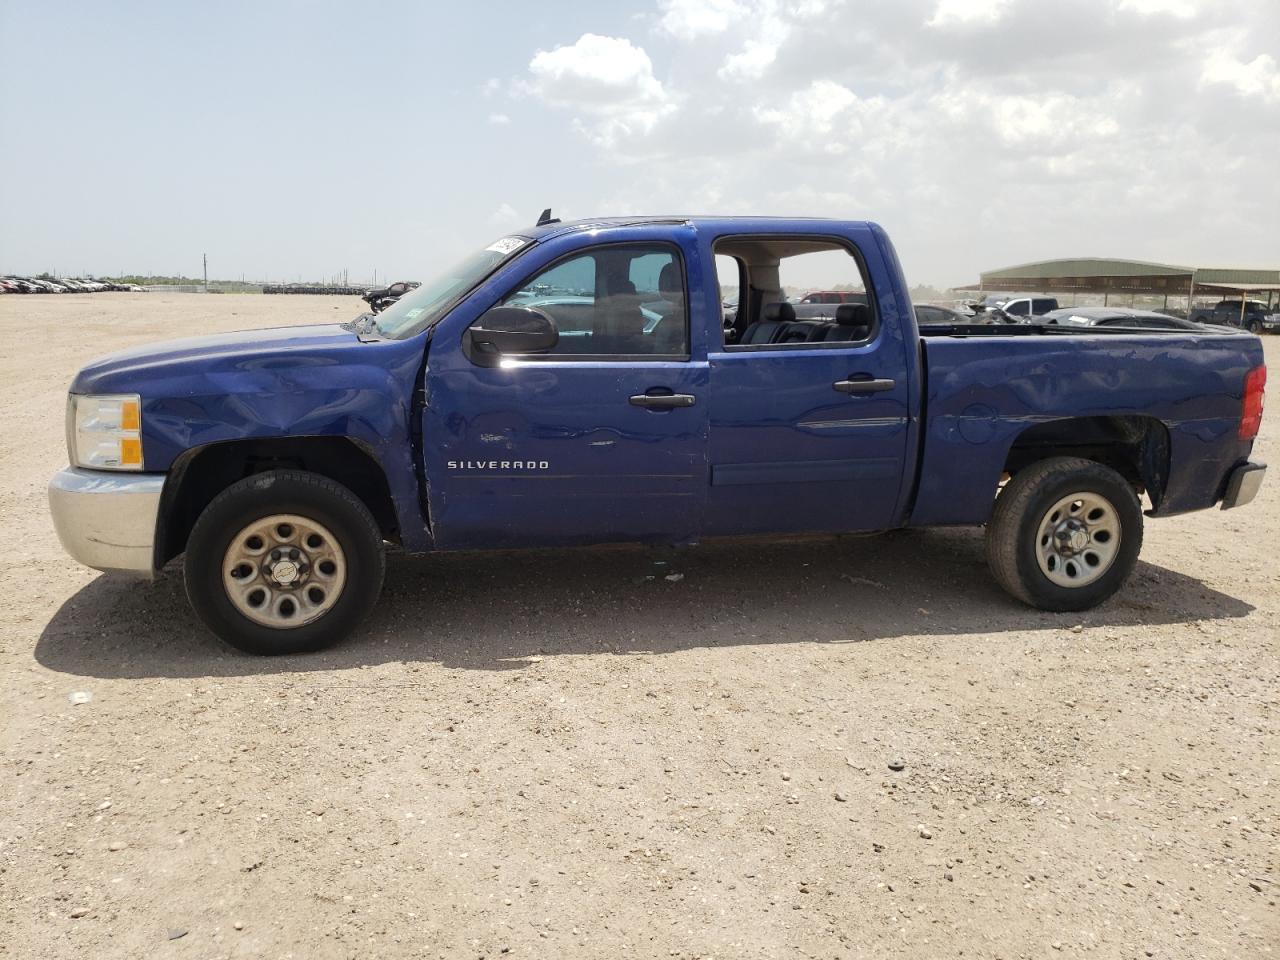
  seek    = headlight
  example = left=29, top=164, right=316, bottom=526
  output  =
left=67, top=394, right=144, bottom=470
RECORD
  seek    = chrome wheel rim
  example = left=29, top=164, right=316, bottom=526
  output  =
left=1035, top=492, right=1121, bottom=588
left=222, top=514, right=346, bottom=629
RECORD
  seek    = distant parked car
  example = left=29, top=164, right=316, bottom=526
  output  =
left=1040, top=307, right=1209, bottom=331
left=914, top=304, right=970, bottom=325
left=792, top=290, right=870, bottom=320
left=977, top=294, right=1060, bottom=322
left=800, top=290, right=864, bottom=305
left=362, top=280, right=421, bottom=314
left=1189, top=299, right=1277, bottom=334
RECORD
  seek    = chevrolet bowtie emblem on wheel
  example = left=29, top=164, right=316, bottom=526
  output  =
left=447, top=460, right=550, bottom=470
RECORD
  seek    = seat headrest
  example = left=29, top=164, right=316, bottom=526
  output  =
left=658, top=263, right=681, bottom=296
left=762, top=301, right=796, bottom=322
left=836, top=304, right=870, bottom=326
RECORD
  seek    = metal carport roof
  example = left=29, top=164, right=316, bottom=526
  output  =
left=972, top=258, right=1280, bottom=298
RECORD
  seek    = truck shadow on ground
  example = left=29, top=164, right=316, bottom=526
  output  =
left=35, top=526, right=1254, bottom=680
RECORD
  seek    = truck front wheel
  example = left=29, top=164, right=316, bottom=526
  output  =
left=184, top=470, right=385, bottom=655
left=986, top=457, right=1143, bottom=612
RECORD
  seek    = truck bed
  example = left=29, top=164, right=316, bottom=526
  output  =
left=909, top=329, right=1263, bottom=526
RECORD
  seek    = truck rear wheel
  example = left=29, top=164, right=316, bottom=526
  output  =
left=184, top=470, right=384, bottom=655
left=985, top=457, right=1142, bottom=612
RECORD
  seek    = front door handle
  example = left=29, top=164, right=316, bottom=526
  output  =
left=833, top=376, right=895, bottom=395
left=630, top=391, right=696, bottom=409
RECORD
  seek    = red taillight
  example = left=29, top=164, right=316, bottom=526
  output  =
left=1240, top=364, right=1266, bottom=440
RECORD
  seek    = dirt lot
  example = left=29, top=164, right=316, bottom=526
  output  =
left=1, top=293, right=1276, bottom=959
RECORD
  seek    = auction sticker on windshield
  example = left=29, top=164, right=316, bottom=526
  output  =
left=486, top=237, right=528, bottom=256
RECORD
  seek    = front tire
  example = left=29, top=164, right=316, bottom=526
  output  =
left=986, top=457, right=1142, bottom=612
left=184, top=470, right=385, bottom=655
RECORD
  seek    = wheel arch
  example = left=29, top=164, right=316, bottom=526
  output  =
left=1001, top=415, right=1171, bottom=510
left=155, top=436, right=399, bottom=567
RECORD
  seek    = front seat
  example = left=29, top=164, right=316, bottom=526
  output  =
left=596, top=279, right=647, bottom=352
left=740, top=301, right=795, bottom=344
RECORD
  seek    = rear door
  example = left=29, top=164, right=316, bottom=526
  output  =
left=702, top=225, right=915, bottom=536
left=422, top=226, right=710, bottom=549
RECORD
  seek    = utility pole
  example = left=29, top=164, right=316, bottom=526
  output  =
left=203, top=253, right=208, bottom=292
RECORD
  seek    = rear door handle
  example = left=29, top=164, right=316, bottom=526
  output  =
left=833, top=376, right=895, bottom=394
left=630, top=391, right=696, bottom=409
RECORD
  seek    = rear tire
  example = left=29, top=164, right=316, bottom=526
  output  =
left=184, top=470, right=384, bottom=655
left=986, top=457, right=1142, bottom=612
left=1247, top=319, right=1262, bottom=334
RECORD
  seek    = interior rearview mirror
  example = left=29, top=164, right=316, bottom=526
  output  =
left=465, top=305, right=559, bottom=366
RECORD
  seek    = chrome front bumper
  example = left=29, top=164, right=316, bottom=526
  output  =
left=48, top=467, right=165, bottom=576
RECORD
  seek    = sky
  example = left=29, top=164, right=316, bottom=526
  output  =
left=1, top=0, right=1277, bottom=288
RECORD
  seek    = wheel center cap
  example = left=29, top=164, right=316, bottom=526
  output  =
left=1057, top=527, right=1089, bottom=554
left=1055, top=523, right=1090, bottom=555
left=271, top=559, right=300, bottom=585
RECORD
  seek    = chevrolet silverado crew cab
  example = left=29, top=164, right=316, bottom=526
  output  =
left=50, top=216, right=1268, bottom=655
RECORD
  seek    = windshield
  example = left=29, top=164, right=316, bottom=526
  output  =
left=373, top=235, right=532, bottom=339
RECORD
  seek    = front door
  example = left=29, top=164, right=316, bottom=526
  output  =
left=423, top=235, right=709, bottom=549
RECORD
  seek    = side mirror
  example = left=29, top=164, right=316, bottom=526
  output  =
left=465, top=305, right=559, bottom=366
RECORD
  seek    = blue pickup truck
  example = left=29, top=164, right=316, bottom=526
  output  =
left=50, top=216, right=1267, bottom=655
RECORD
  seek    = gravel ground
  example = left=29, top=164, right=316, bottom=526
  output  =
left=1, top=293, right=1276, bottom=960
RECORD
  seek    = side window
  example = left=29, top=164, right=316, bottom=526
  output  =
left=715, top=237, right=875, bottom=349
left=495, top=244, right=688, bottom=357
left=1005, top=300, right=1030, bottom=316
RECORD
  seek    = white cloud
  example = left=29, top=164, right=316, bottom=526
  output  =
left=1118, top=0, right=1200, bottom=16
left=1200, top=49, right=1280, bottom=102
left=712, top=0, right=834, bottom=82
left=658, top=0, right=745, bottom=40
left=720, top=38, right=783, bottom=81
left=927, top=0, right=1011, bottom=27
left=992, top=94, right=1120, bottom=144
left=525, top=33, right=676, bottom=147
left=755, top=79, right=859, bottom=138
left=529, top=33, right=667, bottom=105
left=488, top=113, right=511, bottom=125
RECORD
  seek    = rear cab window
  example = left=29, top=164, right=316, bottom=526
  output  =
left=712, top=237, right=877, bottom=349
